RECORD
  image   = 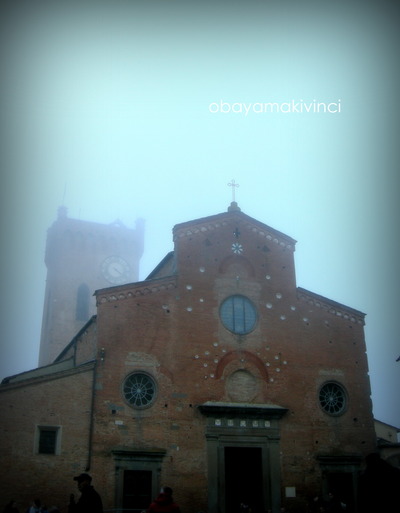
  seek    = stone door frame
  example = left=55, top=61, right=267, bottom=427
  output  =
left=112, top=448, right=166, bottom=513
left=199, top=402, right=288, bottom=513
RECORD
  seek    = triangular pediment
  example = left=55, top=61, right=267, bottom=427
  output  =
left=173, top=204, right=296, bottom=250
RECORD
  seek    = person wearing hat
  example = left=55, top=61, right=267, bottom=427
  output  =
left=68, top=473, right=103, bottom=513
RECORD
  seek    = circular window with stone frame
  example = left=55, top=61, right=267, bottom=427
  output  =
left=122, top=372, right=157, bottom=409
left=219, top=295, right=258, bottom=335
left=318, top=381, right=347, bottom=416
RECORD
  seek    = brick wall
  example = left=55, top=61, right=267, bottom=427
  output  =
left=0, top=364, right=95, bottom=511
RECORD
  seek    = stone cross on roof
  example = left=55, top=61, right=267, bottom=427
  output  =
left=227, top=179, right=239, bottom=202
left=227, top=179, right=241, bottom=212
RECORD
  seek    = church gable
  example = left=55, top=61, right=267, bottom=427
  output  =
left=172, top=206, right=298, bottom=300
left=173, top=207, right=296, bottom=250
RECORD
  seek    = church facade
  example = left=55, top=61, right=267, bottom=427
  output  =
left=0, top=204, right=376, bottom=513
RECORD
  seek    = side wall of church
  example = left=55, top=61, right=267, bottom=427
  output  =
left=0, top=365, right=95, bottom=510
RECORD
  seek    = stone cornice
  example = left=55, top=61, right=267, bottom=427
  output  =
left=297, top=287, right=365, bottom=325
left=198, top=401, right=288, bottom=419
left=96, top=276, right=177, bottom=305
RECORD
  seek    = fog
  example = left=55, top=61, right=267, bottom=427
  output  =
left=0, top=1, right=399, bottom=428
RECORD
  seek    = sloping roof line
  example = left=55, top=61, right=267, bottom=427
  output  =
left=173, top=208, right=297, bottom=248
left=0, top=359, right=95, bottom=388
left=297, top=287, right=365, bottom=323
left=146, top=251, right=175, bottom=280
left=54, top=315, right=98, bottom=363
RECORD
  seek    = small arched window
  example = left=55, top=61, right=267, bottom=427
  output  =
left=76, top=283, right=90, bottom=321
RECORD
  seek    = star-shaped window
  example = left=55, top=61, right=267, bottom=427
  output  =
left=231, top=242, right=243, bottom=254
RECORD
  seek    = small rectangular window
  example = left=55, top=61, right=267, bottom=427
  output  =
left=39, top=429, right=56, bottom=454
left=37, top=426, right=60, bottom=455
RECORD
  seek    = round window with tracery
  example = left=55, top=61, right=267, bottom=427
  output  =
left=220, top=295, right=257, bottom=335
left=318, top=382, right=347, bottom=416
left=123, top=372, right=157, bottom=409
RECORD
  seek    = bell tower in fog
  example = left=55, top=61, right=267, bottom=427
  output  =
left=38, top=206, right=144, bottom=366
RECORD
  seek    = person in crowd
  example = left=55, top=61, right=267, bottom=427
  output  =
left=146, top=487, right=180, bottom=513
left=69, top=473, right=103, bottom=513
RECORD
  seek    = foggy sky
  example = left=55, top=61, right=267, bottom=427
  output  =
left=0, top=0, right=399, bottom=428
